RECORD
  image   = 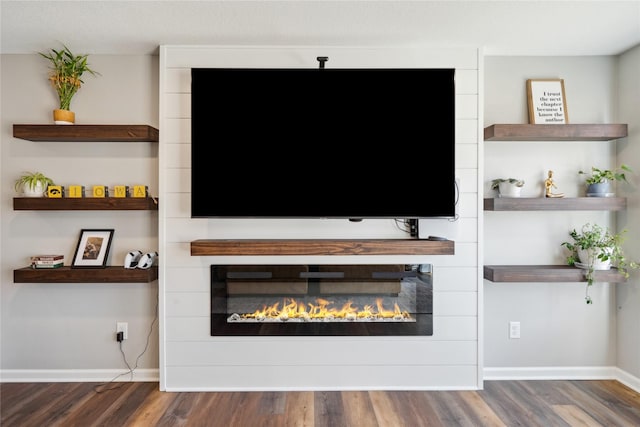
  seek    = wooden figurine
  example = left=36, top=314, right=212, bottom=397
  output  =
left=544, top=170, right=564, bottom=198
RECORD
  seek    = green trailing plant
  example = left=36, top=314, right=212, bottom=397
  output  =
left=561, top=223, right=638, bottom=304
left=39, top=44, right=100, bottom=111
left=578, top=164, right=633, bottom=185
left=490, top=178, right=525, bottom=190
left=14, top=171, right=54, bottom=193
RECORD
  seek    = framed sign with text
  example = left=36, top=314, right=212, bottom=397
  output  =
left=527, top=79, right=569, bottom=124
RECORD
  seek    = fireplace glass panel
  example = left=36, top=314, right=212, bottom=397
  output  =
left=211, top=264, right=433, bottom=336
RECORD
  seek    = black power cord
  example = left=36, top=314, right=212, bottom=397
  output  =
left=94, top=289, right=159, bottom=393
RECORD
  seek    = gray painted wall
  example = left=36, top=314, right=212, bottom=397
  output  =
left=2, top=47, right=640, bottom=387
left=484, top=54, right=639, bottom=379
left=1, top=54, right=159, bottom=379
left=616, top=44, right=640, bottom=381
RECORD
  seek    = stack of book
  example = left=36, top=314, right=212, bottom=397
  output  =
left=30, top=255, right=64, bottom=269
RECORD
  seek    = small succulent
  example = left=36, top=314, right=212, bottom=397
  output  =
left=490, top=178, right=525, bottom=190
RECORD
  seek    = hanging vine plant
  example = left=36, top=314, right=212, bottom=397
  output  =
left=561, top=223, right=639, bottom=304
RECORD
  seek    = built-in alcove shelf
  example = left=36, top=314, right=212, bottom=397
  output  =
left=191, top=239, right=455, bottom=256
left=484, top=124, right=628, bottom=141
left=13, top=266, right=158, bottom=283
left=13, top=124, right=159, bottom=142
left=13, top=197, right=158, bottom=211
left=484, top=197, right=626, bottom=211
left=484, top=265, right=627, bottom=283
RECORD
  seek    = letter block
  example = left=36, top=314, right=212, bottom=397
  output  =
left=132, top=185, right=149, bottom=198
left=47, top=185, right=63, bottom=198
left=92, top=185, right=109, bottom=198
left=113, top=185, right=130, bottom=198
left=67, top=185, right=85, bottom=198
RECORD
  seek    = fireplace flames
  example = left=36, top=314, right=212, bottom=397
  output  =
left=227, top=297, right=413, bottom=323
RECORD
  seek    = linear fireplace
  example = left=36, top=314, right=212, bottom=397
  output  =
left=211, top=264, right=433, bottom=336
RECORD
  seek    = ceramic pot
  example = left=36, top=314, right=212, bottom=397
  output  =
left=577, top=247, right=612, bottom=270
left=20, top=181, right=46, bottom=197
left=586, top=182, right=612, bottom=197
left=53, top=109, right=75, bottom=125
left=498, top=182, right=522, bottom=198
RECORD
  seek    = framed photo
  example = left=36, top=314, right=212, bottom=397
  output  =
left=71, top=229, right=114, bottom=268
left=526, top=79, right=569, bottom=124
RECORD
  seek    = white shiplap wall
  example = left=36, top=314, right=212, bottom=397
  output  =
left=159, top=45, right=481, bottom=391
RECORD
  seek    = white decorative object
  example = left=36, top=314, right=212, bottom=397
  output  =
left=491, top=178, right=525, bottom=198
left=577, top=248, right=612, bottom=271
left=20, top=181, right=46, bottom=197
left=498, top=181, right=523, bottom=198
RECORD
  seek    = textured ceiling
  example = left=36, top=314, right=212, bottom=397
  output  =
left=1, top=1, right=639, bottom=56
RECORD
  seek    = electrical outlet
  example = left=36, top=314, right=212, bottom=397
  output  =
left=509, top=321, right=521, bottom=339
left=116, top=322, right=128, bottom=340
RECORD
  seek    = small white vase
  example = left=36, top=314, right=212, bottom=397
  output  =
left=577, top=248, right=612, bottom=270
left=498, top=182, right=522, bottom=198
left=21, top=182, right=46, bottom=197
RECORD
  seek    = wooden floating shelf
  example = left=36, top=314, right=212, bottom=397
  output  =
left=13, top=197, right=158, bottom=211
left=484, top=265, right=627, bottom=283
left=13, top=266, right=158, bottom=283
left=13, top=124, right=159, bottom=142
left=484, top=197, right=626, bottom=211
left=484, top=124, right=628, bottom=141
left=191, top=239, right=455, bottom=256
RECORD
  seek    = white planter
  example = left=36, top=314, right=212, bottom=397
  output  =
left=498, top=182, right=523, bottom=198
left=577, top=248, right=612, bottom=270
left=20, top=182, right=46, bottom=197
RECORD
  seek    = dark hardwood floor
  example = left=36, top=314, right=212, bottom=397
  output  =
left=2, top=380, right=640, bottom=426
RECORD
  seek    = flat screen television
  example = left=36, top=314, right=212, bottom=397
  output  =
left=191, top=67, right=455, bottom=219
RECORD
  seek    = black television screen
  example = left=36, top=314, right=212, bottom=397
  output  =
left=191, top=67, right=455, bottom=219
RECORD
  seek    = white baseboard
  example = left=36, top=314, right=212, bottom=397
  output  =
left=483, top=366, right=640, bottom=393
left=613, top=367, right=640, bottom=393
left=0, top=368, right=159, bottom=383
left=2, top=367, right=638, bottom=395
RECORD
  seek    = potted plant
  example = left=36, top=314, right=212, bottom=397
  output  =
left=561, top=223, right=638, bottom=304
left=39, top=44, right=100, bottom=124
left=14, top=171, right=55, bottom=197
left=491, top=178, right=524, bottom=197
left=579, top=164, right=632, bottom=197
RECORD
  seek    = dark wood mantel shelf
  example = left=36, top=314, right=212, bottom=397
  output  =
left=484, top=265, right=627, bottom=283
left=14, top=266, right=158, bottom=283
left=14, top=197, right=158, bottom=211
left=484, top=124, right=627, bottom=141
left=13, top=124, right=159, bottom=142
left=191, top=239, right=455, bottom=256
